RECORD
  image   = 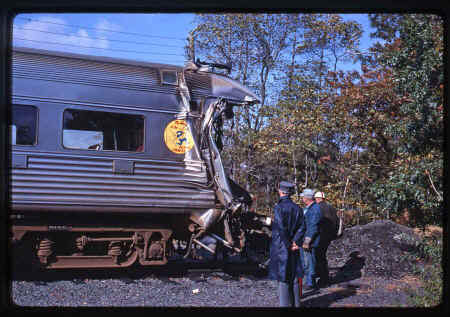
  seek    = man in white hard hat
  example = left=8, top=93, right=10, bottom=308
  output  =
left=314, top=191, right=339, bottom=287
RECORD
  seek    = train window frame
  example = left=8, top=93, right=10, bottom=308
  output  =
left=62, top=108, right=145, bottom=153
left=10, top=104, right=39, bottom=146
left=160, top=69, right=178, bottom=86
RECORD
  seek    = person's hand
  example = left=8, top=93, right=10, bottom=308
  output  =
left=291, top=241, right=299, bottom=251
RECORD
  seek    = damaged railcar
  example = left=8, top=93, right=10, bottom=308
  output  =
left=9, top=47, right=269, bottom=269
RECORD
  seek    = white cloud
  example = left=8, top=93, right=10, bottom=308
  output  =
left=13, top=15, right=117, bottom=55
left=12, top=14, right=186, bottom=64
left=94, top=18, right=122, bottom=49
left=14, top=16, right=67, bottom=49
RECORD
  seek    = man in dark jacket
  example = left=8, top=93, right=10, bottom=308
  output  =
left=314, top=191, right=339, bottom=287
left=268, top=181, right=304, bottom=307
left=294, top=188, right=321, bottom=291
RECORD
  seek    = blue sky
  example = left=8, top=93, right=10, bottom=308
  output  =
left=12, top=13, right=377, bottom=70
left=13, top=13, right=194, bottom=65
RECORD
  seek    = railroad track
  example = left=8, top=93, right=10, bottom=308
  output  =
left=11, top=256, right=268, bottom=283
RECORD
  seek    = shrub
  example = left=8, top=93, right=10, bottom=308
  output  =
left=407, top=235, right=443, bottom=307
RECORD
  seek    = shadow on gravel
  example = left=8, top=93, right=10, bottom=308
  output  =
left=10, top=262, right=188, bottom=282
left=302, top=287, right=357, bottom=307
left=329, top=251, right=366, bottom=286
left=10, top=258, right=266, bottom=284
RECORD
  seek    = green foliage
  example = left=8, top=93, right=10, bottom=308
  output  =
left=394, top=231, right=443, bottom=307
left=407, top=235, right=443, bottom=307
left=188, top=14, right=443, bottom=228
left=367, top=14, right=444, bottom=226
left=192, top=13, right=298, bottom=199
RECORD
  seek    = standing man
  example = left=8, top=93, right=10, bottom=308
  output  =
left=294, top=188, right=322, bottom=292
left=314, top=191, right=339, bottom=287
left=268, top=181, right=304, bottom=307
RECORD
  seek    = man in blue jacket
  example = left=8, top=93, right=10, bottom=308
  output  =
left=268, top=181, right=304, bottom=307
left=294, top=188, right=322, bottom=292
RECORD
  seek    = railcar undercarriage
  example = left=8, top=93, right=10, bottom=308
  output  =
left=11, top=209, right=271, bottom=269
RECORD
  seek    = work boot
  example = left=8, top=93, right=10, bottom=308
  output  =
left=317, top=278, right=330, bottom=288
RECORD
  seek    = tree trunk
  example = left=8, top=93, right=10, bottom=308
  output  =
left=337, top=176, right=349, bottom=237
left=293, top=146, right=298, bottom=197
left=304, top=153, right=308, bottom=188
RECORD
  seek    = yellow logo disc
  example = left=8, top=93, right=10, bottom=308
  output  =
left=163, top=119, right=194, bottom=154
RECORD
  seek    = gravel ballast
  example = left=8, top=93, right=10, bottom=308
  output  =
left=9, top=220, right=433, bottom=307
left=11, top=272, right=280, bottom=307
left=10, top=270, right=422, bottom=307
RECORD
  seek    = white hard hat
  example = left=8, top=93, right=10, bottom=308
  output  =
left=314, top=191, right=325, bottom=199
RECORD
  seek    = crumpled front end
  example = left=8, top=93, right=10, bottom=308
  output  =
left=178, top=63, right=261, bottom=255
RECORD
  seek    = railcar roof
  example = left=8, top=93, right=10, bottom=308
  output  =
left=12, top=46, right=260, bottom=104
left=12, top=46, right=185, bottom=71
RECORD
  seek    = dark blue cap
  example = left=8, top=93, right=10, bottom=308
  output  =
left=279, top=181, right=295, bottom=194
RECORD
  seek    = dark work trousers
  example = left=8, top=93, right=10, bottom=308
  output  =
left=278, top=280, right=301, bottom=307
left=315, top=239, right=331, bottom=283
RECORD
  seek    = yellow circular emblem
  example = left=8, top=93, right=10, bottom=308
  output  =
left=163, top=119, right=194, bottom=154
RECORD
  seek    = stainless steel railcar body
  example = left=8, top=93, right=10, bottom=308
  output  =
left=9, top=47, right=262, bottom=269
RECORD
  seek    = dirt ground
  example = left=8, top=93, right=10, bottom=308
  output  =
left=301, top=272, right=424, bottom=307
left=304, top=220, right=442, bottom=307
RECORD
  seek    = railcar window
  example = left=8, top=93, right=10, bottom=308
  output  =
left=11, top=105, right=37, bottom=145
left=63, top=109, right=144, bottom=152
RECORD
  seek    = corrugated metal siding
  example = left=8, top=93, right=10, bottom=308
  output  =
left=12, top=49, right=224, bottom=104
left=185, top=72, right=212, bottom=100
left=10, top=153, right=215, bottom=211
left=12, top=51, right=178, bottom=95
left=9, top=49, right=222, bottom=214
